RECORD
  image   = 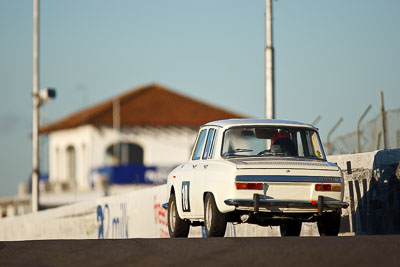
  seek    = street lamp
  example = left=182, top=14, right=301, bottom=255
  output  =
left=32, top=87, right=56, bottom=212
left=32, top=0, right=57, bottom=212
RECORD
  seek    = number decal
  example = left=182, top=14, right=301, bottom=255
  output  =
left=182, top=181, right=191, bottom=212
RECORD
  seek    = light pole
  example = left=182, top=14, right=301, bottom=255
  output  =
left=265, top=0, right=275, bottom=119
left=32, top=86, right=57, bottom=212
left=32, top=0, right=40, bottom=212
left=32, top=0, right=56, bottom=212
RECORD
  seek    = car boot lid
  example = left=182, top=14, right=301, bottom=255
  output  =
left=228, top=157, right=339, bottom=171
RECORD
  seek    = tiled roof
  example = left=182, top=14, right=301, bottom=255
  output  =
left=40, top=84, right=245, bottom=133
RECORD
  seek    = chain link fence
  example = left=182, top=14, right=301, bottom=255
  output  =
left=327, top=108, right=400, bottom=155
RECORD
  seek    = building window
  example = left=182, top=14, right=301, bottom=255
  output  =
left=66, top=145, right=76, bottom=182
left=106, top=142, right=143, bottom=165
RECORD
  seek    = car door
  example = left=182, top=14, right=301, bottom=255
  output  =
left=191, top=128, right=218, bottom=218
left=179, top=128, right=208, bottom=218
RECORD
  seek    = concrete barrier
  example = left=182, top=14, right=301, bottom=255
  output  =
left=0, top=149, right=399, bottom=240
left=0, top=185, right=170, bottom=240
left=329, top=149, right=400, bottom=235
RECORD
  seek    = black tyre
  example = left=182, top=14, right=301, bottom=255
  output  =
left=280, top=221, right=302, bottom=236
left=317, top=212, right=341, bottom=236
left=204, top=193, right=227, bottom=237
left=168, top=194, right=190, bottom=238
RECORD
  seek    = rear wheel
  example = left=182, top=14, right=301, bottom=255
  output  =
left=168, top=194, right=190, bottom=238
left=204, top=193, right=227, bottom=237
left=280, top=221, right=302, bottom=236
left=317, top=212, right=341, bottom=236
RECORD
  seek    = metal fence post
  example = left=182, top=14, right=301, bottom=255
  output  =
left=380, top=91, right=389, bottom=149
left=326, top=117, right=343, bottom=155
left=357, top=104, right=372, bottom=153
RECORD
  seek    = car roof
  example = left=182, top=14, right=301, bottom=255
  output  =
left=203, top=118, right=318, bottom=130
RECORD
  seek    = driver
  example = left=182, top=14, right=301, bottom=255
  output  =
left=271, top=130, right=296, bottom=156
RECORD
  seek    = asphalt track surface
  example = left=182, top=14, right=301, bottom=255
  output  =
left=1, top=236, right=399, bottom=267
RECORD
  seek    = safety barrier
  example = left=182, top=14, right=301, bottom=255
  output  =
left=329, top=149, right=400, bottom=235
left=0, top=149, right=399, bottom=240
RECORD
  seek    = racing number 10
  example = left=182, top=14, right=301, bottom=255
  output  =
left=182, top=181, right=191, bottom=212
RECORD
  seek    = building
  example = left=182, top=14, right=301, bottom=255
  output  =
left=39, top=84, right=244, bottom=198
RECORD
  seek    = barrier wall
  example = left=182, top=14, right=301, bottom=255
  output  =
left=0, top=149, right=399, bottom=241
left=0, top=185, right=170, bottom=240
left=329, top=149, right=400, bottom=235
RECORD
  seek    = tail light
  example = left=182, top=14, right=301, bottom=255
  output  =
left=236, top=182, right=262, bottom=190
left=315, top=183, right=341, bottom=192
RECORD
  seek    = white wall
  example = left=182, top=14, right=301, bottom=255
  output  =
left=327, top=151, right=376, bottom=170
left=49, top=126, right=93, bottom=190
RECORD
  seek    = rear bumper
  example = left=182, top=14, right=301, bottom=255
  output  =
left=224, top=194, right=349, bottom=214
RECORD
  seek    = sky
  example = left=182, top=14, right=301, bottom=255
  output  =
left=0, top=0, right=399, bottom=197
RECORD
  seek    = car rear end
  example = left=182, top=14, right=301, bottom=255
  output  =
left=224, top=158, right=348, bottom=218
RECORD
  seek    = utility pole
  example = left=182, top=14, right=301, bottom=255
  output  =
left=265, top=0, right=275, bottom=119
left=32, top=0, right=40, bottom=212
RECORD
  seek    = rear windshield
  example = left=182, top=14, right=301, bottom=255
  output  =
left=221, top=126, right=326, bottom=160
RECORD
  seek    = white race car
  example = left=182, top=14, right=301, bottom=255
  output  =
left=165, top=119, right=348, bottom=237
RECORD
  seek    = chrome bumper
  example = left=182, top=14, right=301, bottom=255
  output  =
left=225, top=194, right=349, bottom=214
